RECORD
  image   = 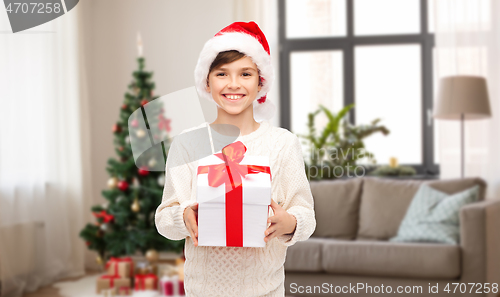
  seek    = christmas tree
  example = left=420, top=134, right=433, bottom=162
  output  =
left=80, top=43, right=184, bottom=265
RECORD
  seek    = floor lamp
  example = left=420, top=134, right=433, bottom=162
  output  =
left=433, top=75, right=492, bottom=178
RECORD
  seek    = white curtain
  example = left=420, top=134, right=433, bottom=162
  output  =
left=434, top=0, right=500, bottom=199
left=0, top=5, right=92, bottom=297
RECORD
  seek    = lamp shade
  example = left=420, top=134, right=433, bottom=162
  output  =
left=434, top=75, right=492, bottom=120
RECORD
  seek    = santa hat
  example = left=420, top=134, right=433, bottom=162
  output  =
left=194, top=21, right=276, bottom=122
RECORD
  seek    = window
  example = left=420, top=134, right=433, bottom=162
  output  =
left=279, top=0, right=438, bottom=175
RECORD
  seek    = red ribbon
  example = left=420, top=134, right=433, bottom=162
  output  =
left=134, top=273, right=158, bottom=291
left=197, top=141, right=272, bottom=247
left=93, top=210, right=114, bottom=223
left=100, top=274, right=120, bottom=288
left=105, top=257, right=134, bottom=278
left=162, top=280, right=173, bottom=295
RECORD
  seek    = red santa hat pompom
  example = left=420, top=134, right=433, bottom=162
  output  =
left=194, top=21, right=276, bottom=122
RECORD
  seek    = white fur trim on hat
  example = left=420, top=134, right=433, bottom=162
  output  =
left=194, top=31, right=275, bottom=122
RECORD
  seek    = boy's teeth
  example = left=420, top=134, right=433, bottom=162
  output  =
left=225, top=95, right=243, bottom=100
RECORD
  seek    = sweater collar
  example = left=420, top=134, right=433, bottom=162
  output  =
left=205, top=120, right=270, bottom=153
left=235, top=120, right=270, bottom=142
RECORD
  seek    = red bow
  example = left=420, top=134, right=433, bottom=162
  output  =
left=93, top=210, right=114, bottom=223
left=197, top=141, right=271, bottom=246
left=197, top=141, right=271, bottom=188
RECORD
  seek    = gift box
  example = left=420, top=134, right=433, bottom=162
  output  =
left=118, top=285, right=132, bottom=296
left=196, top=141, right=272, bottom=247
left=96, top=275, right=131, bottom=294
left=135, top=273, right=159, bottom=291
left=106, top=257, right=134, bottom=278
left=160, top=274, right=184, bottom=296
left=175, top=258, right=184, bottom=282
left=102, top=287, right=117, bottom=297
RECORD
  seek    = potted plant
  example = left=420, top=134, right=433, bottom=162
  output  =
left=297, top=104, right=390, bottom=180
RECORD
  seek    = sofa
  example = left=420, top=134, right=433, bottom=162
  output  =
left=284, top=177, right=500, bottom=297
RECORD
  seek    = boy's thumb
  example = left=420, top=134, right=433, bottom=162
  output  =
left=270, top=199, right=279, bottom=210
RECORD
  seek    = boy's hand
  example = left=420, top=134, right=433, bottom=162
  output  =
left=264, top=199, right=297, bottom=243
left=183, top=203, right=199, bottom=246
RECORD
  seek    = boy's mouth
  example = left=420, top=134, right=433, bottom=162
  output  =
left=223, top=94, right=245, bottom=101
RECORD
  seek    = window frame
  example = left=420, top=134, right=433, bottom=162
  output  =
left=278, top=0, right=438, bottom=175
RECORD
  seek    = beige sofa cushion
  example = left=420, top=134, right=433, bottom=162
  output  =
left=357, top=177, right=487, bottom=240
left=311, top=178, right=363, bottom=239
left=285, top=237, right=344, bottom=272
left=357, top=177, right=423, bottom=240
left=321, top=240, right=461, bottom=279
left=284, top=237, right=327, bottom=272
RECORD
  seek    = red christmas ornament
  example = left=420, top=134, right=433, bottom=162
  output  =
left=119, top=146, right=124, bottom=151
left=112, top=124, right=122, bottom=133
left=118, top=180, right=129, bottom=191
left=131, top=119, right=139, bottom=127
left=86, top=241, right=91, bottom=246
left=140, top=99, right=148, bottom=106
left=121, top=104, right=128, bottom=110
left=93, top=210, right=115, bottom=223
left=138, top=166, right=149, bottom=176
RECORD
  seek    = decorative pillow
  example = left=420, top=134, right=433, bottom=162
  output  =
left=389, top=184, right=479, bottom=244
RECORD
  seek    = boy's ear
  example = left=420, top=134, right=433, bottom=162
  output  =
left=205, top=80, right=210, bottom=93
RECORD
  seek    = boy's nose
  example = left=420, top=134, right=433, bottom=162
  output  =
left=228, top=77, right=240, bottom=89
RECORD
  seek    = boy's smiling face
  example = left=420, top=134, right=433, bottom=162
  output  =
left=206, top=56, right=262, bottom=116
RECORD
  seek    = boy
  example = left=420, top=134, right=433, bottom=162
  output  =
left=155, top=21, right=316, bottom=297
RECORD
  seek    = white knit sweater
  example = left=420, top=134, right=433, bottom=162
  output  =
left=155, top=120, right=316, bottom=297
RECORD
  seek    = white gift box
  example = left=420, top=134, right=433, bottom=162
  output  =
left=159, top=275, right=184, bottom=296
left=196, top=152, right=272, bottom=248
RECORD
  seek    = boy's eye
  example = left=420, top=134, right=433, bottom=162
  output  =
left=217, top=73, right=251, bottom=76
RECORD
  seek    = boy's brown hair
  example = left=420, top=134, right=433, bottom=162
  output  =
left=207, top=50, right=262, bottom=87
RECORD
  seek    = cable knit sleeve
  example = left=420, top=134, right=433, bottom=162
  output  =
left=155, top=136, right=197, bottom=241
left=276, top=133, right=316, bottom=247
